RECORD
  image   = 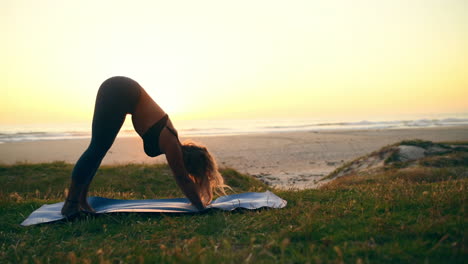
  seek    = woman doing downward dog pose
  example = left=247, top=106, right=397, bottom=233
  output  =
left=61, top=76, right=227, bottom=217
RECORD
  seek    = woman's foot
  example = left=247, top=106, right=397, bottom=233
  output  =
left=61, top=199, right=95, bottom=219
left=79, top=183, right=96, bottom=213
left=61, top=199, right=81, bottom=219
left=79, top=199, right=96, bottom=213
left=62, top=181, right=95, bottom=217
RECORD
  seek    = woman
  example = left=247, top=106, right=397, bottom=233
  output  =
left=61, top=76, right=227, bottom=217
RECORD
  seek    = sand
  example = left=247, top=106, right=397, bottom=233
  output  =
left=1, top=126, right=468, bottom=189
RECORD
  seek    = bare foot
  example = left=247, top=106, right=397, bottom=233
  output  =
left=79, top=184, right=95, bottom=213
left=79, top=199, right=96, bottom=213
left=62, top=180, right=92, bottom=217
left=61, top=200, right=81, bottom=218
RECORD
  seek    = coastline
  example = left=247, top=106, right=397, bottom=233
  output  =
left=1, top=125, right=468, bottom=189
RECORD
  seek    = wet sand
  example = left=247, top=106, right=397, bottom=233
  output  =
left=1, top=126, right=468, bottom=189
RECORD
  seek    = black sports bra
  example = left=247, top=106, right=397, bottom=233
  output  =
left=142, top=114, right=179, bottom=157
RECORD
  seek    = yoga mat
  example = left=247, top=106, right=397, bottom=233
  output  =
left=21, top=191, right=287, bottom=226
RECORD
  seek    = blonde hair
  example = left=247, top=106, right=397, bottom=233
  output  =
left=181, top=140, right=229, bottom=204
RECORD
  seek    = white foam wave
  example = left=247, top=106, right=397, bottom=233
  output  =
left=1, top=117, right=467, bottom=143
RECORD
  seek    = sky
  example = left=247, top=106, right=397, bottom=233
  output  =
left=2, top=0, right=468, bottom=125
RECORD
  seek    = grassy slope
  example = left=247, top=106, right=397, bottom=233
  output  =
left=0, top=161, right=466, bottom=263
left=324, top=140, right=468, bottom=181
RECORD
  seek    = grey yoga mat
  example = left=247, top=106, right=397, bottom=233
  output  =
left=21, top=191, right=287, bottom=226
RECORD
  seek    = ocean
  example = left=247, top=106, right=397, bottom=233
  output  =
left=1, top=114, right=468, bottom=144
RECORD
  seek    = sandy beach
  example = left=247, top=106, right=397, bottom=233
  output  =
left=1, top=126, right=468, bottom=189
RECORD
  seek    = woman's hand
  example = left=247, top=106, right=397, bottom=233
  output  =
left=198, top=183, right=213, bottom=207
left=163, top=135, right=205, bottom=210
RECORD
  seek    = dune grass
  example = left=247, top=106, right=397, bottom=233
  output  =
left=0, top=161, right=466, bottom=263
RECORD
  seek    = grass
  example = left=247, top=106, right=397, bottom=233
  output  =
left=0, top=161, right=466, bottom=263
left=325, top=140, right=468, bottom=180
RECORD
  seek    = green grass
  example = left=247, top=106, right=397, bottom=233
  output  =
left=0, top=162, right=466, bottom=263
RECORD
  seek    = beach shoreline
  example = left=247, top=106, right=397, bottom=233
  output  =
left=1, top=125, right=468, bottom=189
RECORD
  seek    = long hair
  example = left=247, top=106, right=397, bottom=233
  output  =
left=181, top=140, right=229, bottom=204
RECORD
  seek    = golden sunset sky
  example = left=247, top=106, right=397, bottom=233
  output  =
left=2, top=0, right=467, bottom=125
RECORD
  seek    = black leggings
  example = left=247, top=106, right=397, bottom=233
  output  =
left=72, top=76, right=141, bottom=184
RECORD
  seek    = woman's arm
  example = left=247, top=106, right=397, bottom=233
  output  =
left=161, top=131, right=205, bottom=210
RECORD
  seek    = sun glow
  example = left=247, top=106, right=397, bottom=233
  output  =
left=2, top=0, right=468, bottom=125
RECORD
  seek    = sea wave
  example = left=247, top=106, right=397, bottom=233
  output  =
left=0, top=132, right=87, bottom=143
left=1, top=117, right=467, bottom=143
left=0, top=130, right=137, bottom=144
left=261, top=118, right=468, bottom=131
